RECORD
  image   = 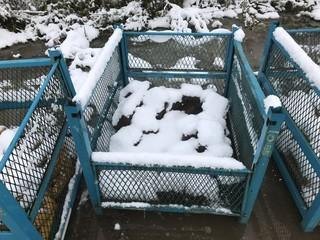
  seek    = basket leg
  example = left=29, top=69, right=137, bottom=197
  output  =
left=65, top=103, right=102, bottom=215
left=301, top=194, right=320, bottom=232
left=240, top=110, right=283, bottom=223
left=0, top=183, right=42, bottom=240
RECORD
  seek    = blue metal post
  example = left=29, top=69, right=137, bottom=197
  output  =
left=223, top=25, right=235, bottom=97
left=65, top=102, right=102, bottom=214
left=240, top=108, right=284, bottom=223
left=118, top=27, right=129, bottom=86
left=302, top=193, right=320, bottom=232
left=49, top=49, right=77, bottom=97
left=0, top=182, right=42, bottom=240
left=257, top=21, right=279, bottom=82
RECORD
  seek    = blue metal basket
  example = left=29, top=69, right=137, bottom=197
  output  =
left=66, top=27, right=284, bottom=223
left=0, top=51, right=81, bottom=240
left=258, top=22, right=320, bottom=232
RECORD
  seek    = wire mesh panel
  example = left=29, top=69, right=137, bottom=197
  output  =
left=0, top=57, right=79, bottom=239
left=289, top=30, right=320, bottom=65
left=83, top=47, right=122, bottom=145
left=229, top=54, right=264, bottom=168
left=98, top=166, right=247, bottom=214
left=125, top=33, right=230, bottom=72
left=263, top=41, right=320, bottom=209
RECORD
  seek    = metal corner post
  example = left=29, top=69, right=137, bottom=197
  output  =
left=65, top=102, right=102, bottom=215
left=118, top=27, right=129, bottom=86
left=240, top=108, right=284, bottom=223
left=0, top=183, right=42, bottom=240
left=224, top=25, right=236, bottom=97
left=258, top=21, right=279, bottom=77
left=48, top=49, right=77, bottom=97
left=301, top=187, right=320, bottom=232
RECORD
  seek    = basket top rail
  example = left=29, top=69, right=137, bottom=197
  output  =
left=124, top=29, right=232, bottom=36
left=0, top=58, right=52, bottom=69
left=272, top=26, right=320, bottom=93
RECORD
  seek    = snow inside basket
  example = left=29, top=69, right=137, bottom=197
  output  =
left=97, top=80, right=246, bottom=208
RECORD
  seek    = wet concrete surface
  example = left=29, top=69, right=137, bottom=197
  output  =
left=65, top=161, right=320, bottom=240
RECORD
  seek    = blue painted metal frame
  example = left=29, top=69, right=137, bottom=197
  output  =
left=70, top=28, right=284, bottom=223
left=65, top=102, right=102, bottom=215
left=258, top=24, right=320, bottom=232
left=233, top=39, right=284, bottom=222
left=0, top=50, right=81, bottom=239
left=0, top=58, right=52, bottom=69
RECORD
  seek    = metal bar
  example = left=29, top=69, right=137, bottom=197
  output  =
left=29, top=122, right=68, bottom=221
left=93, top=162, right=250, bottom=176
left=120, top=31, right=129, bottom=86
left=124, top=31, right=232, bottom=36
left=101, top=202, right=239, bottom=216
left=0, top=232, right=15, bottom=240
left=0, top=101, right=32, bottom=110
left=0, top=98, right=65, bottom=110
left=49, top=49, right=77, bottom=97
left=0, top=58, right=52, bottom=69
left=0, top=61, right=59, bottom=172
left=65, top=103, right=102, bottom=214
left=240, top=109, right=284, bottom=223
left=301, top=193, right=320, bottom=232
left=0, top=182, right=42, bottom=240
left=90, top=83, right=119, bottom=150
left=287, top=28, right=320, bottom=33
left=224, top=27, right=235, bottom=97
left=258, top=21, right=279, bottom=76
left=127, top=70, right=227, bottom=79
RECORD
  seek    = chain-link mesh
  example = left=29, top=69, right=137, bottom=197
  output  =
left=98, top=167, right=247, bottom=214
left=33, top=135, right=76, bottom=240
left=83, top=47, right=122, bottom=144
left=264, top=41, right=320, bottom=208
left=0, top=65, right=77, bottom=239
left=289, top=31, right=320, bottom=65
left=126, top=34, right=229, bottom=72
left=229, top=54, right=264, bottom=168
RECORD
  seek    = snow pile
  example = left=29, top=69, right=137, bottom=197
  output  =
left=264, top=95, right=282, bottom=113
left=277, top=90, right=320, bottom=206
left=273, top=27, right=320, bottom=89
left=0, top=126, right=17, bottom=160
left=73, top=28, right=122, bottom=107
left=59, top=24, right=99, bottom=59
left=0, top=28, right=34, bottom=49
left=110, top=80, right=233, bottom=158
left=233, top=27, right=245, bottom=42
left=105, top=1, right=149, bottom=31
